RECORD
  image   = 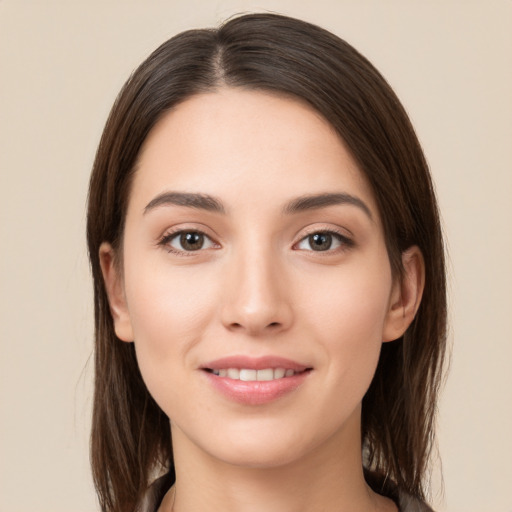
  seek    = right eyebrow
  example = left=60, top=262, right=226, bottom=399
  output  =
left=143, top=192, right=226, bottom=215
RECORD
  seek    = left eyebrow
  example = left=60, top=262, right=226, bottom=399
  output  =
left=283, top=193, right=373, bottom=219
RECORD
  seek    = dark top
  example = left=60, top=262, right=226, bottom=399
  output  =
left=142, top=472, right=434, bottom=512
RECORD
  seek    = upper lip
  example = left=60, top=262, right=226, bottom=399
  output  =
left=201, top=355, right=311, bottom=372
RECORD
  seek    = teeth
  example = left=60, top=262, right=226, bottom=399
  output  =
left=212, top=367, right=297, bottom=381
left=256, top=368, right=274, bottom=381
left=227, top=368, right=240, bottom=379
left=274, top=368, right=286, bottom=379
left=240, top=369, right=257, bottom=381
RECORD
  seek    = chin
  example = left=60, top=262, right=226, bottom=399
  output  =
left=174, top=410, right=357, bottom=471
left=209, top=439, right=312, bottom=469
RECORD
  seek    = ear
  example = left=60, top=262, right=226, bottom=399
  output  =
left=99, top=242, right=134, bottom=342
left=382, top=246, right=425, bottom=342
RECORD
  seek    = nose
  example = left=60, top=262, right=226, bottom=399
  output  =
left=220, top=245, right=293, bottom=336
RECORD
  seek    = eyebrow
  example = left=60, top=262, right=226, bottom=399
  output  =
left=144, top=192, right=225, bottom=214
left=283, top=193, right=372, bottom=219
left=143, top=191, right=372, bottom=219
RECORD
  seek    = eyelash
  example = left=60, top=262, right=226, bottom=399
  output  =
left=157, top=228, right=354, bottom=256
left=293, top=228, right=354, bottom=253
left=158, top=229, right=218, bottom=256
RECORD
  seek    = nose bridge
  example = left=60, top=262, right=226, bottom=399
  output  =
left=221, top=234, right=292, bottom=335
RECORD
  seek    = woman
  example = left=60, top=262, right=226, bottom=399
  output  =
left=87, top=13, right=446, bottom=512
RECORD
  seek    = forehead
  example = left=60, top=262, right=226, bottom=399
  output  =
left=129, top=88, right=378, bottom=217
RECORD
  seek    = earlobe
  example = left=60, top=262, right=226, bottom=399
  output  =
left=99, top=242, right=134, bottom=342
left=382, top=246, right=425, bottom=342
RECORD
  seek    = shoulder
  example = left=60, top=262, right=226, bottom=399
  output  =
left=364, top=470, right=434, bottom=512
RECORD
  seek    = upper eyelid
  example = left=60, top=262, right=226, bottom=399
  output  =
left=158, top=224, right=220, bottom=241
left=294, top=224, right=353, bottom=241
left=299, top=231, right=350, bottom=242
left=160, top=229, right=216, bottom=243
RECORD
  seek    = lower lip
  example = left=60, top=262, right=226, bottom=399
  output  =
left=203, top=370, right=311, bottom=405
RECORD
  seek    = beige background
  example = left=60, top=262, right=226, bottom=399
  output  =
left=1, top=1, right=511, bottom=511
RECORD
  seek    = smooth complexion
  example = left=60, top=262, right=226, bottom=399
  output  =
left=100, top=89, right=424, bottom=512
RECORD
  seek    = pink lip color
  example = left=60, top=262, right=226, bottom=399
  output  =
left=203, top=355, right=309, bottom=372
left=201, top=355, right=312, bottom=405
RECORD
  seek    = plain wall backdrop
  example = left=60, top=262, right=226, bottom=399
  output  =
left=1, top=1, right=511, bottom=511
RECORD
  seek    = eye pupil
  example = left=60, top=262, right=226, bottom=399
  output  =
left=180, top=232, right=204, bottom=251
left=310, top=233, right=332, bottom=251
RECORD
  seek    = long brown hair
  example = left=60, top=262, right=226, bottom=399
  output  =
left=87, top=13, right=446, bottom=512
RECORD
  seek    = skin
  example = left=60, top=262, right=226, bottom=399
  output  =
left=100, top=88, right=424, bottom=512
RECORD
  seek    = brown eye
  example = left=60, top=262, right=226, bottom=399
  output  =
left=308, top=233, right=332, bottom=251
left=295, top=231, right=353, bottom=252
left=161, top=230, right=217, bottom=253
left=179, top=232, right=204, bottom=251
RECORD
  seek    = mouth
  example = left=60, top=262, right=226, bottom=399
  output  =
left=201, top=356, right=313, bottom=405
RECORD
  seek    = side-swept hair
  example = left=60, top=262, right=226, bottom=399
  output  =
left=87, top=13, right=446, bottom=512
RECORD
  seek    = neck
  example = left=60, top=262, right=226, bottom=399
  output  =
left=161, top=410, right=396, bottom=512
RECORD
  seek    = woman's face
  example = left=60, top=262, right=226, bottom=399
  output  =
left=102, top=88, right=414, bottom=469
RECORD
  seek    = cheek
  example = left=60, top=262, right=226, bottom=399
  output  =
left=300, top=260, right=392, bottom=387
left=304, top=257, right=391, bottom=332
left=123, top=260, right=220, bottom=404
left=126, top=260, right=219, bottom=341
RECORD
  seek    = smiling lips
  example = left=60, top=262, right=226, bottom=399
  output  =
left=202, top=356, right=312, bottom=405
